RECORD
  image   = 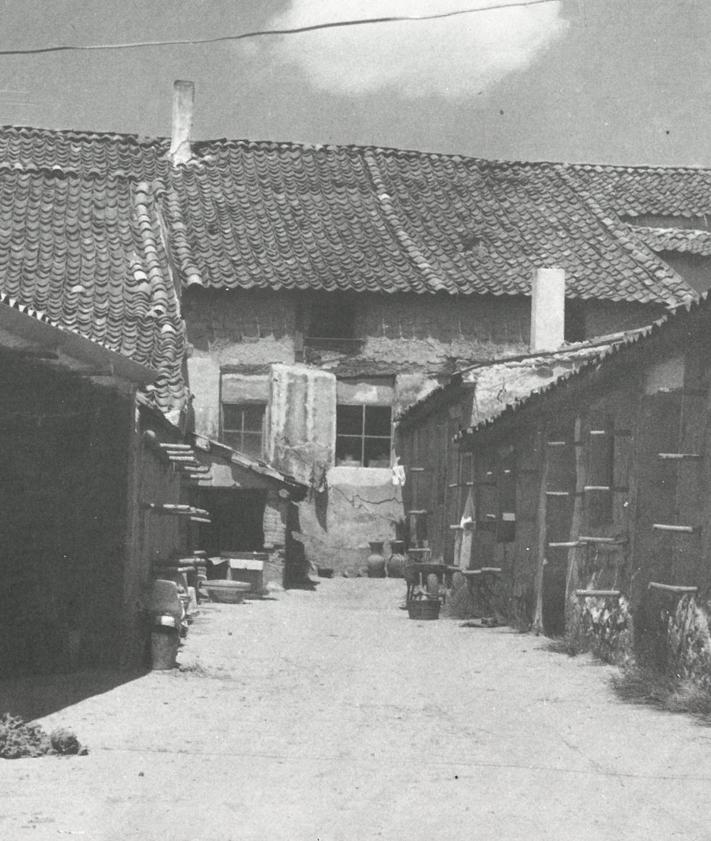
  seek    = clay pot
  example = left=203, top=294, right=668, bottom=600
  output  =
left=366, top=541, right=386, bottom=578
left=387, top=540, right=406, bottom=578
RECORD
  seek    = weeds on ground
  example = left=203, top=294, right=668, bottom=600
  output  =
left=541, top=637, right=579, bottom=656
left=0, top=714, right=87, bottom=759
left=610, top=666, right=711, bottom=722
left=177, top=659, right=230, bottom=680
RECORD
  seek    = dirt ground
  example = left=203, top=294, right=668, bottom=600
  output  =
left=2, top=578, right=711, bottom=841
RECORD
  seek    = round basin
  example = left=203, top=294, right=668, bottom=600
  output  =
left=205, top=580, right=252, bottom=604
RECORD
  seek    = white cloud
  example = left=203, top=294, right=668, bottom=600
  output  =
left=267, top=0, right=569, bottom=99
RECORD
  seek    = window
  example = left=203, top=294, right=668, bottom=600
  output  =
left=221, top=403, right=265, bottom=458
left=336, top=404, right=391, bottom=467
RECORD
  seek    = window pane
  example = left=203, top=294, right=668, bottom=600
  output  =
left=222, top=404, right=243, bottom=431
left=222, top=431, right=243, bottom=451
left=240, top=432, right=263, bottom=459
left=364, top=405, right=391, bottom=436
left=364, top=437, right=390, bottom=467
left=336, top=436, right=362, bottom=465
left=337, top=405, right=363, bottom=436
left=242, top=405, right=265, bottom=432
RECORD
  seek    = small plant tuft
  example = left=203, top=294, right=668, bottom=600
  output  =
left=0, top=714, right=86, bottom=759
left=611, top=667, right=711, bottom=721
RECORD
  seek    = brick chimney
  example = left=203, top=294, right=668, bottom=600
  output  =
left=530, top=267, right=565, bottom=352
left=169, top=80, right=194, bottom=165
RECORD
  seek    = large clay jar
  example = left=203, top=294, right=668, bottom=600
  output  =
left=366, top=541, right=386, bottom=578
left=387, top=540, right=406, bottom=578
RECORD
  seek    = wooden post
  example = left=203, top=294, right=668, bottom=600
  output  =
left=565, top=416, right=586, bottom=631
left=459, top=488, right=475, bottom=570
left=532, top=427, right=549, bottom=635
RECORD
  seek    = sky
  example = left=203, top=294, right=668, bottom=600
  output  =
left=0, top=0, right=709, bottom=166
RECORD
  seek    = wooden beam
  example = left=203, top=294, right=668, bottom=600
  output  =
left=532, top=428, right=550, bottom=636
left=565, top=416, right=586, bottom=631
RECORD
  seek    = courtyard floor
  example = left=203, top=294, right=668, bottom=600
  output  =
left=2, top=578, right=711, bottom=840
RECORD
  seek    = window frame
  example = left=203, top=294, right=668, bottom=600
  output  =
left=335, top=403, right=392, bottom=468
left=220, top=402, right=266, bottom=458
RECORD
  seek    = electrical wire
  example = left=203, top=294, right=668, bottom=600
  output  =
left=0, top=0, right=563, bottom=57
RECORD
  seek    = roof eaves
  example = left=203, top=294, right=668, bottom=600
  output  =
left=459, top=294, right=709, bottom=439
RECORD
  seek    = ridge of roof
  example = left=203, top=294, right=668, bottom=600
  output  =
left=2, top=123, right=710, bottom=175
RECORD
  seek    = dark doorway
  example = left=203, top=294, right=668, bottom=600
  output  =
left=200, top=490, right=266, bottom=555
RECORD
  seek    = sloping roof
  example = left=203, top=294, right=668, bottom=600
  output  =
left=0, top=150, right=186, bottom=416
left=0, top=125, right=701, bottom=308
left=189, top=432, right=307, bottom=496
left=0, top=290, right=157, bottom=384
left=627, top=225, right=711, bottom=257
left=569, top=163, right=711, bottom=218
left=397, top=331, right=640, bottom=429
left=459, top=294, right=711, bottom=439
left=163, top=141, right=695, bottom=305
left=0, top=124, right=708, bottom=419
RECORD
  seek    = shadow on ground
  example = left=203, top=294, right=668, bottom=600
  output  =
left=0, top=668, right=148, bottom=721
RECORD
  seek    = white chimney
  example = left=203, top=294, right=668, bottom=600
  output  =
left=169, top=80, right=194, bottom=165
left=530, top=267, right=566, bottom=352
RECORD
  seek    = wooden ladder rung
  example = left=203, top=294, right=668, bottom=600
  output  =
left=657, top=453, right=702, bottom=460
left=575, top=589, right=621, bottom=597
left=548, top=541, right=582, bottom=548
left=648, top=582, right=698, bottom=594
left=578, top=536, right=625, bottom=544
left=652, top=524, right=697, bottom=533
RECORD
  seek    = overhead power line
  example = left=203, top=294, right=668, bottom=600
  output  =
left=0, top=0, right=562, bottom=57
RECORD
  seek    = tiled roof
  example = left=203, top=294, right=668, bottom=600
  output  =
left=0, top=125, right=708, bottom=420
left=0, top=125, right=701, bottom=310
left=569, top=163, right=711, bottom=218
left=163, top=140, right=694, bottom=305
left=627, top=225, right=711, bottom=257
left=0, top=149, right=185, bottom=416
